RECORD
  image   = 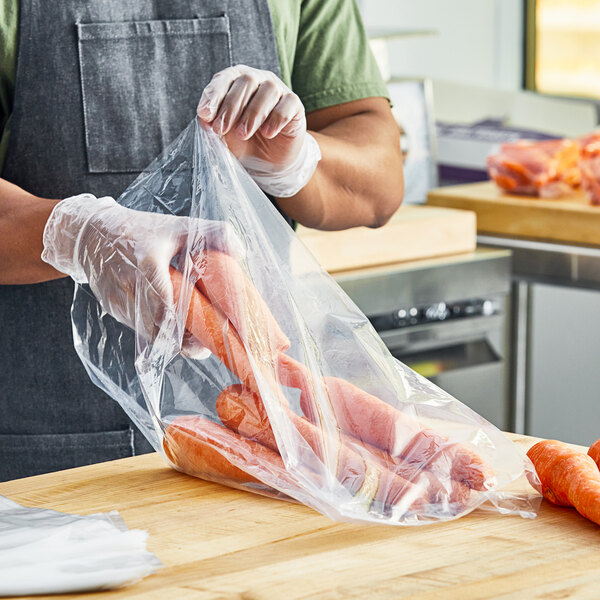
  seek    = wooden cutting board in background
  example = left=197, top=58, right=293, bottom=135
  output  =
left=295, top=205, right=476, bottom=273
left=428, top=180, right=600, bottom=247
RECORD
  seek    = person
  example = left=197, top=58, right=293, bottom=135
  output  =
left=0, top=0, right=404, bottom=481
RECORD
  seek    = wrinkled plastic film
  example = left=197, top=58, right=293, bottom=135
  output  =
left=0, top=496, right=161, bottom=595
left=72, top=119, right=540, bottom=525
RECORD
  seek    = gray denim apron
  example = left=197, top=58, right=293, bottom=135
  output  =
left=0, top=0, right=282, bottom=481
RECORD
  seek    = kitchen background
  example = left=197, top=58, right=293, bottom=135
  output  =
left=353, top=0, right=600, bottom=445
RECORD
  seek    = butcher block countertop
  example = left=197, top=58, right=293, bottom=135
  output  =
left=427, top=181, right=600, bottom=247
left=1, top=434, right=599, bottom=600
left=295, top=205, right=476, bottom=273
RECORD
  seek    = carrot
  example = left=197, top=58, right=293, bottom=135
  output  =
left=300, top=376, right=420, bottom=452
left=300, top=376, right=493, bottom=491
left=399, top=428, right=494, bottom=492
left=170, top=267, right=260, bottom=390
left=195, top=250, right=290, bottom=360
left=342, top=435, right=472, bottom=512
left=216, top=384, right=429, bottom=513
left=170, top=263, right=483, bottom=507
left=527, top=439, right=600, bottom=525
left=588, top=439, right=600, bottom=469
left=164, top=415, right=296, bottom=497
left=276, top=353, right=313, bottom=394
left=164, top=416, right=269, bottom=485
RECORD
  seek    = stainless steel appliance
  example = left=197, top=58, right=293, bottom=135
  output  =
left=479, top=234, right=600, bottom=445
left=334, top=249, right=512, bottom=430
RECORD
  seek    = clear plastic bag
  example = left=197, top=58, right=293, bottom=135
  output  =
left=72, top=119, right=539, bottom=525
left=0, top=496, right=161, bottom=596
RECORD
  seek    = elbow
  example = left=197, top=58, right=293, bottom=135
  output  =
left=367, top=137, right=405, bottom=228
left=370, top=191, right=403, bottom=228
left=368, top=176, right=404, bottom=229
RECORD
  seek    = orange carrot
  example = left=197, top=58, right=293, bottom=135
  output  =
left=527, top=439, right=600, bottom=525
left=196, top=250, right=290, bottom=360
left=342, top=435, right=472, bottom=512
left=299, top=375, right=493, bottom=491
left=216, top=385, right=429, bottom=512
left=164, top=415, right=299, bottom=497
left=170, top=267, right=260, bottom=390
left=276, top=353, right=313, bottom=394
left=399, top=428, right=494, bottom=492
left=300, top=376, right=420, bottom=452
left=588, top=439, right=600, bottom=469
left=164, top=416, right=270, bottom=485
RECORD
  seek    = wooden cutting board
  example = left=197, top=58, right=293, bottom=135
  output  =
left=1, top=434, right=599, bottom=600
left=295, top=205, right=476, bottom=273
left=427, top=180, right=600, bottom=247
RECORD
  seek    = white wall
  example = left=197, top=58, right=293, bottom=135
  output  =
left=359, top=0, right=524, bottom=91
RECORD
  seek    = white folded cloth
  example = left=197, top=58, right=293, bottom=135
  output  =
left=0, top=495, right=162, bottom=596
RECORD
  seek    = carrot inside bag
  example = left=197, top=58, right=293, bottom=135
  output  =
left=72, top=119, right=538, bottom=526
left=165, top=260, right=505, bottom=521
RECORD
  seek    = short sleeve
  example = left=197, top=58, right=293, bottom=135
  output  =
left=291, top=0, right=390, bottom=113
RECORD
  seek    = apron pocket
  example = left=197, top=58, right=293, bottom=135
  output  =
left=0, top=429, right=135, bottom=481
left=77, top=16, right=232, bottom=173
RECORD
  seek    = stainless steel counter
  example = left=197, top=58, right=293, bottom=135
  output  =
left=478, top=235, right=600, bottom=290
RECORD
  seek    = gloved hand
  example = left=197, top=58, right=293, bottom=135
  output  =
left=41, top=194, right=241, bottom=358
left=197, top=65, right=321, bottom=198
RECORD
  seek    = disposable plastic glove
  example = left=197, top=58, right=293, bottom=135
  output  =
left=41, top=194, right=241, bottom=358
left=197, top=65, right=321, bottom=198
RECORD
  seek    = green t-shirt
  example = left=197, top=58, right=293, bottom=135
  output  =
left=0, top=0, right=388, bottom=170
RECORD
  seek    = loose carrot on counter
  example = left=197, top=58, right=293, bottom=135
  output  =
left=588, top=439, right=600, bottom=469
left=527, top=440, right=600, bottom=526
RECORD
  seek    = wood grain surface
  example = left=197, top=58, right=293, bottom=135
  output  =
left=1, top=434, right=599, bottom=599
left=427, top=181, right=600, bottom=247
left=295, top=205, right=476, bottom=273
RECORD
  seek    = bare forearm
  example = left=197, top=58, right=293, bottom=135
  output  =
left=276, top=99, right=404, bottom=230
left=0, top=178, right=64, bottom=284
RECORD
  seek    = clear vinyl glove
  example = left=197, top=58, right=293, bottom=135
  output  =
left=41, top=194, right=242, bottom=359
left=197, top=64, right=321, bottom=198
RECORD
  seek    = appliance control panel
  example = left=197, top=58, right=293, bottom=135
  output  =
left=369, top=298, right=497, bottom=331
